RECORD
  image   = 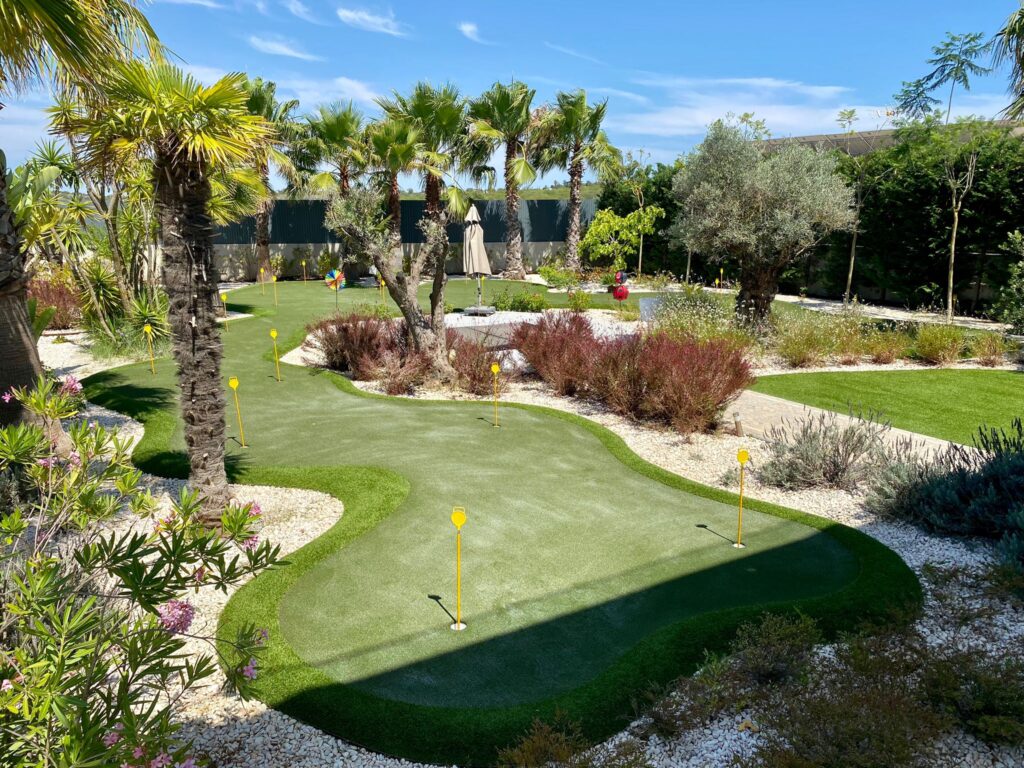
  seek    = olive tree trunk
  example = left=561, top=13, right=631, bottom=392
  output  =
left=735, top=259, right=780, bottom=328
left=502, top=138, right=526, bottom=280
left=564, top=152, right=584, bottom=272
left=154, top=139, right=230, bottom=518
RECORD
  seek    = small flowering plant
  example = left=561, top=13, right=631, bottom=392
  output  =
left=0, top=380, right=279, bottom=766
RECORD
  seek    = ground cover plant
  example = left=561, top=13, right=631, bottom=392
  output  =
left=513, top=312, right=753, bottom=432
left=82, top=280, right=919, bottom=764
left=751, top=368, right=1024, bottom=445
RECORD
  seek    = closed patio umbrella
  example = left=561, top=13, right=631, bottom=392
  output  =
left=463, top=204, right=492, bottom=309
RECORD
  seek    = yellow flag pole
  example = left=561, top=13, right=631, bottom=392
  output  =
left=301, top=259, right=307, bottom=282
left=272, top=275, right=279, bottom=306
left=491, top=362, right=500, bottom=428
left=143, top=324, right=155, bottom=375
left=270, top=328, right=281, bottom=382
left=220, top=292, right=229, bottom=332
left=259, top=267, right=266, bottom=295
left=229, top=377, right=246, bottom=447
left=450, top=507, right=467, bottom=631
left=734, top=449, right=749, bottom=548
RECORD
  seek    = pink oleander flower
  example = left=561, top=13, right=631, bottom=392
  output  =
left=177, top=758, right=198, bottom=768
left=0, top=679, right=12, bottom=692
left=259, top=628, right=269, bottom=644
left=157, top=600, right=194, bottom=635
left=133, top=747, right=145, bottom=759
left=60, top=376, right=83, bottom=395
left=242, top=535, right=259, bottom=552
left=242, top=657, right=257, bottom=680
left=1, top=392, right=12, bottom=404
left=192, top=566, right=206, bottom=584
left=102, top=729, right=122, bottom=747
left=67, top=452, right=81, bottom=468
left=37, top=457, right=55, bottom=468
left=150, top=753, right=172, bottom=768
left=247, top=502, right=262, bottom=518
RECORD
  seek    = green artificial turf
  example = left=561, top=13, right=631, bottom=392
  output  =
left=751, top=368, right=1024, bottom=445
left=82, top=280, right=921, bottom=765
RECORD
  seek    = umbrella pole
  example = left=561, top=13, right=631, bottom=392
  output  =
left=477, top=275, right=483, bottom=307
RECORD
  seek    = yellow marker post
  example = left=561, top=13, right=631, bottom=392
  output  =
left=491, top=362, right=501, bottom=428
left=228, top=376, right=246, bottom=447
left=271, top=275, right=279, bottom=306
left=720, top=267, right=724, bottom=286
left=450, top=507, right=467, bottom=631
left=220, top=292, right=229, bottom=331
left=259, top=267, right=266, bottom=295
left=270, top=328, right=281, bottom=382
left=379, top=277, right=385, bottom=303
left=143, top=323, right=155, bottom=375
left=734, top=448, right=749, bottom=548
left=481, top=274, right=486, bottom=303
left=301, top=259, right=307, bottom=282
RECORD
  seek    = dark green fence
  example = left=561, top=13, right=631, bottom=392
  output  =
left=214, top=198, right=597, bottom=245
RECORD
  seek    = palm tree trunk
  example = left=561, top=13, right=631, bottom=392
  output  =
left=502, top=139, right=525, bottom=280
left=154, top=140, right=230, bottom=518
left=255, top=162, right=272, bottom=277
left=564, top=152, right=584, bottom=273
left=0, top=160, right=43, bottom=426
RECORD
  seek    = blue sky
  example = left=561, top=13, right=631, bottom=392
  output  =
left=3, top=0, right=1017, bottom=186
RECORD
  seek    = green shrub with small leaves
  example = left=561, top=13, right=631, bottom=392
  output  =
left=493, top=288, right=549, bottom=312
left=567, top=289, right=592, bottom=313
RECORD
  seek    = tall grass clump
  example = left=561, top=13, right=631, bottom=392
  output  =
left=772, top=312, right=835, bottom=368
left=913, top=323, right=965, bottom=365
left=969, top=331, right=1012, bottom=367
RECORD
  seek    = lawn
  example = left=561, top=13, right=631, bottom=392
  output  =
left=751, top=368, right=1024, bottom=445
left=83, top=280, right=918, bottom=764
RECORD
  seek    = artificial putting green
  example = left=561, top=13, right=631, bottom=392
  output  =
left=83, top=280, right=920, bottom=765
left=752, top=368, right=1024, bottom=445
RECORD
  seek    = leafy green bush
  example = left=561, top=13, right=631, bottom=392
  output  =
left=730, top=612, right=822, bottom=686
left=913, top=323, right=965, bottom=365
left=538, top=264, right=579, bottom=289
left=993, top=231, right=1024, bottom=334
left=0, top=379, right=276, bottom=767
left=970, top=331, right=1012, bottom=367
left=567, top=290, right=591, bottom=313
left=493, top=288, right=549, bottom=312
left=761, top=410, right=890, bottom=491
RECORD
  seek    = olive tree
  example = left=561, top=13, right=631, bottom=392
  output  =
left=672, top=119, right=855, bottom=325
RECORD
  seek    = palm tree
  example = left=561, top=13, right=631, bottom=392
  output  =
left=295, top=101, right=364, bottom=195
left=377, top=82, right=486, bottom=332
left=365, top=118, right=424, bottom=241
left=80, top=61, right=270, bottom=515
left=995, top=3, right=1024, bottom=119
left=535, top=90, right=620, bottom=272
left=469, top=81, right=540, bottom=280
left=0, top=0, right=156, bottom=427
left=244, top=77, right=299, bottom=278
left=925, top=32, right=992, bottom=123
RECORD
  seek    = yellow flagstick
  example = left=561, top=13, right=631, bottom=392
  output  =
left=734, top=449, right=749, bottom=548
left=143, top=323, right=155, bottom=375
left=259, top=267, right=266, bottom=295
left=301, top=259, right=307, bottom=282
left=379, top=277, right=384, bottom=303
left=228, top=376, right=246, bottom=447
left=491, top=362, right=500, bottom=428
left=450, top=507, right=467, bottom=630
left=720, top=267, right=725, bottom=286
left=219, top=292, right=229, bottom=332
left=270, top=328, right=281, bottom=382
left=272, top=275, right=279, bottom=306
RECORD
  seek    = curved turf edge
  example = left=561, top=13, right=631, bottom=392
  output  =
left=83, top=366, right=922, bottom=767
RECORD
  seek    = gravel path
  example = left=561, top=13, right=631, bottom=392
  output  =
left=39, top=323, right=1024, bottom=768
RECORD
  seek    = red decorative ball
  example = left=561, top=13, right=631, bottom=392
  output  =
left=613, top=284, right=629, bottom=302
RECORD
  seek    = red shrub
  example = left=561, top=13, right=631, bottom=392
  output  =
left=589, top=335, right=648, bottom=417
left=306, top=312, right=402, bottom=379
left=511, top=312, right=598, bottom=396
left=28, top=277, right=81, bottom=330
left=447, top=331, right=508, bottom=396
left=369, top=349, right=429, bottom=395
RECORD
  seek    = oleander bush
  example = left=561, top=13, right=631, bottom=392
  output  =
left=0, top=379, right=276, bottom=767
left=913, top=323, right=965, bottom=365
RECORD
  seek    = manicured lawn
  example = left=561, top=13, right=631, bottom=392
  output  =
left=752, top=368, right=1024, bottom=445
left=83, top=280, right=918, bottom=764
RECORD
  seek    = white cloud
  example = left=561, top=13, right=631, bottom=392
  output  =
left=590, top=87, right=649, bottom=105
left=457, top=22, right=492, bottom=45
left=633, top=74, right=850, bottom=100
left=282, top=0, right=320, bottom=23
left=279, top=75, right=381, bottom=106
left=159, top=0, right=225, bottom=8
left=183, top=64, right=228, bottom=84
left=336, top=7, right=407, bottom=36
left=248, top=35, right=323, bottom=61
left=544, top=42, right=604, bottom=66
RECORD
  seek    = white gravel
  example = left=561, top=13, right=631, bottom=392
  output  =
left=41, top=318, right=1024, bottom=768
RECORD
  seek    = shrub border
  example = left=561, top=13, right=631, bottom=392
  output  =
left=83, top=366, right=922, bottom=767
